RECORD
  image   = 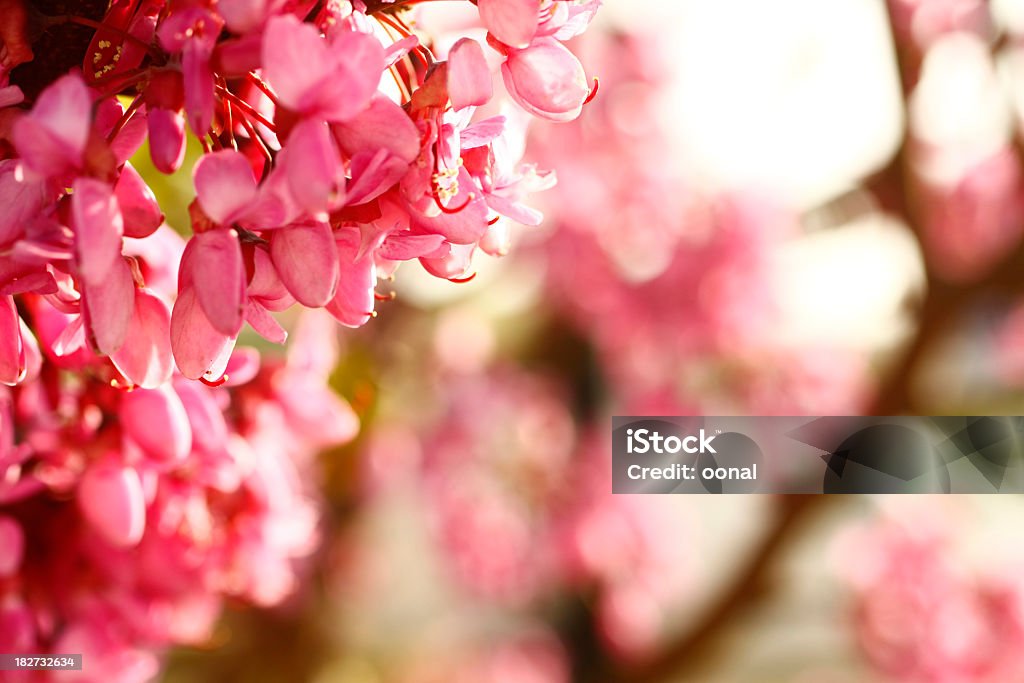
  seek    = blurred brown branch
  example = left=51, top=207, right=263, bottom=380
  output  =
left=596, top=496, right=823, bottom=683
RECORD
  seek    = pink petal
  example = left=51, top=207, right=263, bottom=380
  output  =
left=0, top=86, right=23, bottom=108
left=52, top=314, right=86, bottom=357
left=411, top=168, right=489, bottom=244
left=222, top=346, right=260, bottom=386
left=110, top=288, right=174, bottom=389
left=148, top=108, right=187, bottom=174
left=215, top=33, right=263, bottom=77
left=0, top=516, right=24, bottom=577
left=317, top=30, right=386, bottom=122
left=190, top=230, right=246, bottom=336
left=480, top=219, right=511, bottom=256
left=78, top=462, right=146, bottom=548
left=326, top=229, right=375, bottom=328
left=120, top=385, right=192, bottom=463
left=83, top=257, right=134, bottom=355
left=346, top=149, right=411, bottom=206
left=501, top=38, right=589, bottom=122
left=479, top=0, right=539, bottom=48
left=247, top=246, right=294, bottom=309
left=173, top=379, right=229, bottom=451
left=27, top=74, right=91, bottom=157
left=270, top=221, right=339, bottom=307
left=448, top=38, right=493, bottom=110
left=218, top=0, right=269, bottom=34
left=420, top=242, right=476, bottom=279
left=73, top=178, right=124, bottom=285
left=284, top=118, right=345, bottom=215
left=115, top=164, right=164, bottom=238
left=170, top=285, right=237, bottom=380
left=244, top=299, right=288, bottom=344
left=287, top=309, right=340, bottom=377
left=193, top=150, right=259, bottom=225
left=333, top=95, right=420, bottom=163
left=384, top=35, right=419, bottom=67
left=0, top=296, right=24, bottom=386
left=0, top=160, right=46, bottom=247
left=261, top=15, right=331, bottom=111
left=183, top=39, right=216, bottom=135
left=460, top=115, right=507, bottom=149
left=485, top=192, right=544, bottom=226
left=378, top=232, right=447, bottom=260
left=17, top=318, right=40, bottom=384
left=109, top=102, right=149, bottom=165
left=12, top=116, right=82, bottom=179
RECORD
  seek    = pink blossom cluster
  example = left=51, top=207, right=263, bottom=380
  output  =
left=529, top=31, right=868, bottom=415
left=0, top=0, right=600, bottom=387
left=841, top=510, right=1024, bottom=682
left=0, top=1, right=601, bottom=671
left=0, top=306, right=353, bottom=682
left=362, top=367, right=691, bottom=660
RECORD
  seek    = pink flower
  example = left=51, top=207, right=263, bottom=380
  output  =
left=0, top=295, right=39, bottom=386
left=479, top=0, right=540, bottom=49
left=269, top=220, right=340, bottom=307
left=171, top=229, right=244, bottom=381
left=78, top=460, right=147, bottom=548
left=12, top=73, right=92, bottom=180
left=501, top=38, right=590, bottom=122
left=157, top=7, right=224, bottom=135
left=326, top=227, right=376, bottom=327
left=262, top=14, right=384, bottom=122
left=448, top=38, right=494, bottom=110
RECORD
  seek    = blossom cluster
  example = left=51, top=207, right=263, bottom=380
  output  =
left=841, top=508, right=1024, bottom=683
left=0, top=304, right=354, bottom=681
left=0, top=0, right=599, bottom=387
left=528, top=30, right=867, bottom=415
left=356, top=365, right=691, bottom=666
left=0, top=0, right=601, bottom=678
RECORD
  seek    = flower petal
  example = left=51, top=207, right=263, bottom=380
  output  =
left=284, top=118, right=345, bottom=215
left=183, top=39, right=215, bottom=135
left=501, top=38, right=589, bottom=122
left=0, top=516, right=24, bottom=577
left=410, top=168, right=489, bottom=244
left=78, top=462, right=146, bottom=548
left=190, top=229, right=246, bottom=336
left=170, top=285, right=237, bottom=380
left=0, top=296, right=24, bottom=386
left=193, top=149, right=259, bottom=225
left=325, top=228, right=375, bottom=328
left=115, top=164, right=164, bottom=238
left=479, top=0, right=539, bottom=48
left=83, top=257, right=134, bottom=355
left=448, top=38, right=493, bottom=110
left=270, top=221, right=339, bottom=307
left=244, top=299, right=288, bottom=344
left=333, top=95, right=420, bottom=163
left=73, top=178, right=124, bottom=285
left=148, top=108, right=187, bottom=174
left=110, top=288, right=174, bottom=389
left=27, top=74, right=91, bottom=157
left=317, top=30, right=386, bottom=122
left=261, top=15, right=331, bottom=111
left=120, top=385, right=192, bottom=463
left=0, top=160, right=46, bottom=247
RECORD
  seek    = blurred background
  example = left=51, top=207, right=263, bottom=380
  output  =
left=156, top=0, right=1024, bottom=681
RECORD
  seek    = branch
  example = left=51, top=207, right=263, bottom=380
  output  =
left=594, top=495, right=824, bottom=683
